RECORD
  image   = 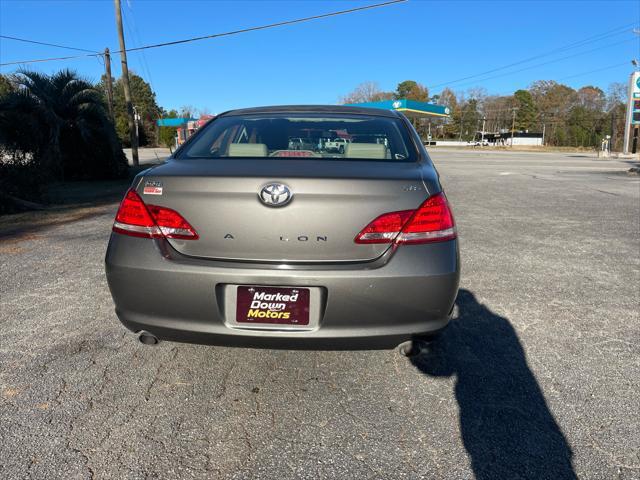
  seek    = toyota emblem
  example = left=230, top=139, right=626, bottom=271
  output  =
left=259, top=183, right=292, bottom=207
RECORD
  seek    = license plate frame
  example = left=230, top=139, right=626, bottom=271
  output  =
left=224, top=285, right=321, bottom=331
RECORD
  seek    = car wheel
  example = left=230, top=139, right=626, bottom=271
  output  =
left=339, top=146, right=344, bottom=154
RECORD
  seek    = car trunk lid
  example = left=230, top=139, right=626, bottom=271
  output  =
left=136, top=158, right=430, bottom=263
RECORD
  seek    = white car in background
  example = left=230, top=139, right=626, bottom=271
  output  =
left=324, top=138, right=351, bottom=153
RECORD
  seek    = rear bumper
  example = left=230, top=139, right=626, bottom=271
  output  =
left=104, top=234, right=460, bottom=350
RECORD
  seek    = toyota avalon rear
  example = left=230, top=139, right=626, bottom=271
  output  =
left=105, top=105, right=460, bottom=352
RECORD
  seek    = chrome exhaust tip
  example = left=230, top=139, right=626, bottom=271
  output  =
left=397, top=339, right=432, bottom=357
left=138, top=331, right=159, bottom=346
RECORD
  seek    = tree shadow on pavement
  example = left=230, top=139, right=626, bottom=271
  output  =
left=411, top=289, right=577, bottom=480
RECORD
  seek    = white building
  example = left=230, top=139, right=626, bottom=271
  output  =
left=481, top=131, right=544, bottom=146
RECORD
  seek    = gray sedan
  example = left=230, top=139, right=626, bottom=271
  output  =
left=105, top=105, right=460, bottom=353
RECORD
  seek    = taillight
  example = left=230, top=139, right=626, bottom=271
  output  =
left=354, top=209, right=414, bottom=244
left=113, top=189, right=198, bottom=240
left=355, top=192, right=456, bottom=245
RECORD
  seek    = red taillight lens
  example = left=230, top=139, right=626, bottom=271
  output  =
left=354, top=192, right=456, bottom=245
left=397, top=192, right=456, bottom=244
left=147, top=204, right=199, bottom=240
left=354, top=209, right=414, bottom=244
left=113, top=190, right=160, bottom=238
left=113, top=189, right=198, bottom=240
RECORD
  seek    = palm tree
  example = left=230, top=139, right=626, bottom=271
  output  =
left=0, top=69, right=126, bottom=181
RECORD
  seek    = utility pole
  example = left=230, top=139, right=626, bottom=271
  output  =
left=623, top=72, right=634, bottom=154
left=133, top=105, right=140, bottom=141
left=103, top=48, right=114, bottom=119
left=510, top=108, right=516, bottom=147
left=610, top=110, right=616, bottom=152
left=114, top=0, right=139, bottom=166
left=481, top=117, right=486, bottom=144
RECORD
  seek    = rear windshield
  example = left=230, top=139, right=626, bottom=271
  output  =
left=178, top=113, right=417, bottom=162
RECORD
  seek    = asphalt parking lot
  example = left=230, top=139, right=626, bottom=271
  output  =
left=1, top=149, right=638, bottom=479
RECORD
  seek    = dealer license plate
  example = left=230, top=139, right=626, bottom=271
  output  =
left=236, top=286, right=310, bottom=325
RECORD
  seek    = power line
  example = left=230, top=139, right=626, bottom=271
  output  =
left=0, top=0, right=406, bottom=67
left=122, top=0, right=406, bottom=54
left=121, top=2, right=161, bottom=121
left=0, top=34, right=100, bottom=54
left=122, top=4, right=155, bottom=91
left=125, top=4, right=155, bottom=87
left=556, top=61, right=630, bottom=81
left=428, top=22, right=638, bottom=90
left=0, top=52, right=101, bottom=66
left=441, top=38, right=635, bottom=91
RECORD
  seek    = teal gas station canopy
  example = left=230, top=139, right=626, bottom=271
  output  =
left=345, top=99, right=450, bottom=119
left=156, top=117, right=196, bottom=127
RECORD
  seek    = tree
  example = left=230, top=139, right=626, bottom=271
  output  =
left=529, top=80, right=577, bottom=146
left=459, top=98, right=481, bottom=141
left=466, top=87, right=488, bottom=115
left=529, top=80, right=576, bottom=116
left=567, top=86, right=606, bottom=147
left=179, top=105, right=198, bottom=118
left=576, top=86, right=606, bottom=112
left=395, top=80, right=429, bottom=101
left=0, top=74, right=14, bottom=97
left=433, top=88, right=459, bottom=139
left=392, top=80, right=429, bottom=137
left=342, top=76, right=617, bottom=148
left=0, top=69, right=127, bottom=182
left=566, top=105, right=600, bottom=147
left=513, top=89, right=537, bottom=130
left=482, top=94, right=515, bottom=133
left=605, top=82, right=627, bottom=110
left=99, top=70, right=161, bottom=147
left=339, top=81, right=394, bottom=104
left=605, top=82, right=627, bottom=151
left=435, top=88, right=458, bottom=109
left=467, top=87, right=488, bottom=102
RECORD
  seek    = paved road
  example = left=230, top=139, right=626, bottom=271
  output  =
left=124, top=147, right=171, bottom=166
left=1, top=151, right=638, bottom=479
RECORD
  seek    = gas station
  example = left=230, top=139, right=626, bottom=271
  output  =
left=345, top=99, right=450, bottom=144
left=345, top=99, right=450, bottom=120
left=156, top=115, right=215, bottom=147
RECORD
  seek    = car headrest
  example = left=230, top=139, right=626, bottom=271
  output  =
left=228, top=143, right=268, bottom=157
left=344, top=143, right=386, bottom=159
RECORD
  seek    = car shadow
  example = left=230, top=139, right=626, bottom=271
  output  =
left=411, top=289, right=577, bottom=479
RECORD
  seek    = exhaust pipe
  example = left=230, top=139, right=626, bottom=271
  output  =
left=138, top=331, right=159, bottom=346
left=397, top=340, right=420, bottom=357
left=397, top=339, right=432, bottom=357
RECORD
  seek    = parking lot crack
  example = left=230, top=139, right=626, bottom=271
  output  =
left=215, top=362, right=234, bottom=399
left=53, top=378, right=68, bottom=406
left=144, top=346, right=177, bottom=402
left=586, top=430, right=640, bottom=471
left=66, top=419, right=95, bottom=479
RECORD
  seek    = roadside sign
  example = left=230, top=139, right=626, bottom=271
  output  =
left=623, top=71, right=640, bottom=153
left=631, top=72, right=640, bottom=126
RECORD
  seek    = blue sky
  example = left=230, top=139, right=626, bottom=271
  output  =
left=1, top=0, right=639, bottom=113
